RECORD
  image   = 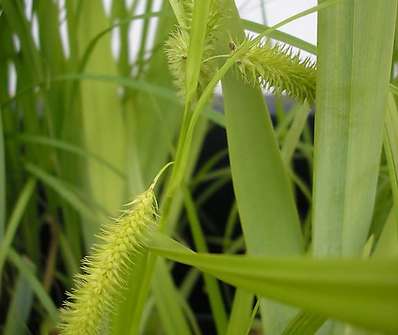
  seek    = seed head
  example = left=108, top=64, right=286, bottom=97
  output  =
left=58, top=188, right=157, bottom=335
left=235, top=37, right=317, bottom=103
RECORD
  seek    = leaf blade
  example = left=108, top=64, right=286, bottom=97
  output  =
left=149, top=233, right=398, bottom=335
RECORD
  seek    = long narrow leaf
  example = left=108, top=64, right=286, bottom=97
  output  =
left=225, top=290, right=254, bottom=335
left=281, top=102, right=311, bottom=164
left=183, top=188, right=227, bottom=334
left=25, top=163, right=101, bottom=241
left=0, top=108, right=5, bottom=241
left=0, top=178, right=36, bottom=276
left=15, top=134, right=125, bottom=179
left=149, top=233, right=398, bottom=335
left=216, top=0, right=304, bottom=332
left=152, top=260, right=192, bottom=335
left=7, top=249, right=58, bottom=323
left=185, top=0, right=211, bottom=100
left=313, top=0, right=397, bottom=257
left=241, top=19, right=317, bottom=55
left=384, top=92, right=398, bottom=223
left=282, top=311, right=326, bottom=335
left=3, top=272, right=34, bottom=335
left=76, top=1, right=126, bottom=246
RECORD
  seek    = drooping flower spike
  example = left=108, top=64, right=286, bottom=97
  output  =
left=232, top=37, right=316, bottom=103
left=165, top=0, right=316, bottom=103
left=58, top=163, right=172, bottom=335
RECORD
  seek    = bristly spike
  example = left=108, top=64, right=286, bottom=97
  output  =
left=234, top=37, right=317, bottom=103
left=58, top=175, right=161, bottom=335
left=166, top=1, right=315, bottom=103
left=165, top=0, right=222, bottom=98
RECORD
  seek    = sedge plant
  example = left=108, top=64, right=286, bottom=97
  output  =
left=0, top=0, right=397, bottom=335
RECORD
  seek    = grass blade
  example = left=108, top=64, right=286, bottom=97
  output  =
left=7, top=249, right=58, bottom=323
left=152, top=259, right=192, bottom=335
left=313, top=0, right=397, bottom=257
left=0, top=108, right=5, bottom=241
left=79, top=12, right=162, bottom=72
left=25, top=163, right=101, bottom=241
left=185, top=0, right=211, bottom=101
left=281, top=102, right=311, bottom=164
left=3, top=272, right=34, bottom=335
left=76, top=0, right=126, bottom=246
left=0, top=178, right=36, bottom=276
left=373, top=210, right=398, bottom=257
left=225, top=290, right=254, bottom=335
left=384, top=92, right=398, bottom=223
left=149, top=233, right=398, bottom=335
left=342, top=0, right=397, bottom=255
left=241, top=19, right=317, bottom=55
left=216, top=0, right=304, bottom=332
left=282, top=311, right=326, bottom=335
left=15, top=134, right=126, bottom=179
left=183, top=188, right=228, bottom=334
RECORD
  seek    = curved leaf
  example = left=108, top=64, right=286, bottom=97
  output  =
left=149, top=233, right=398, bottom=335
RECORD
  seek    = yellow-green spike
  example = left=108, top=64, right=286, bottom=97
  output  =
left=233, top=37, right=317, bottom=103
left=59, top=184, right=158, bottom=335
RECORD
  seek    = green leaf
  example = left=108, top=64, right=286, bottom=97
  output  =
left=203, top=107, right=225, bottom=128
left=1, top=0, right=43, bottom=81
left=281, top=102, right=311, bottom=164
left=241, top=19, right=317, bottom=55
left=373, top=210, right=398, bottom=257
left=185, top=0, right=211, bottom=100
left=7, top=249, right=58, bottom=323
left=111, top=254, right=149, bottom=335
left=282, top=311, right=326, bottom=335
left=0, top=108, right=5, bottom=241
left=79, top=12, right=162, bottom=73
left=76, top=1, right=126, bottom=246
left=149, top=233, right=398, bottom=335
left=129, top=3, right=182, bottom=188
left=55, top=73, right=179, bottom=104
left=152, top=259, right=192, bottom=335
left=0, top=178, right=36, bottom=277
left=183, top=187, right=227, bottom=334
left=14, top=134, right=125, bottom=179
left=384, top=92, right=398, bottom=224
left=167, top=0, right=186, bottom=27
left=25, top=162, right=102, bottom=245
left=135, top=1, right=154, bottom=78
left=313, top=0, right=398, bottom=257
left=225, top=290, right=254, bottom=335
left=3, top=270, right=34, bottom=335
left=216, top=0, right=304, bottom=332
left=111, top=4, right=194, bottom=333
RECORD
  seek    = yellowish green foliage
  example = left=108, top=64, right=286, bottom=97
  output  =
left=77, top=1, right=126, bottom=246
left=1, top=1, right=397, bottom=334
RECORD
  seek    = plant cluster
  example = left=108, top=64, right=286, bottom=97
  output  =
left=0, top=0, right=397, bottom=334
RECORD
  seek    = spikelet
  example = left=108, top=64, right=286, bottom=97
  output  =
left=166, top=1, right=316, bottom=103
left=233, top=37, right=317, bottom=103
left=165, top=0, right=221, bottom=98
left=58, top=185, right=158, bottom=335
